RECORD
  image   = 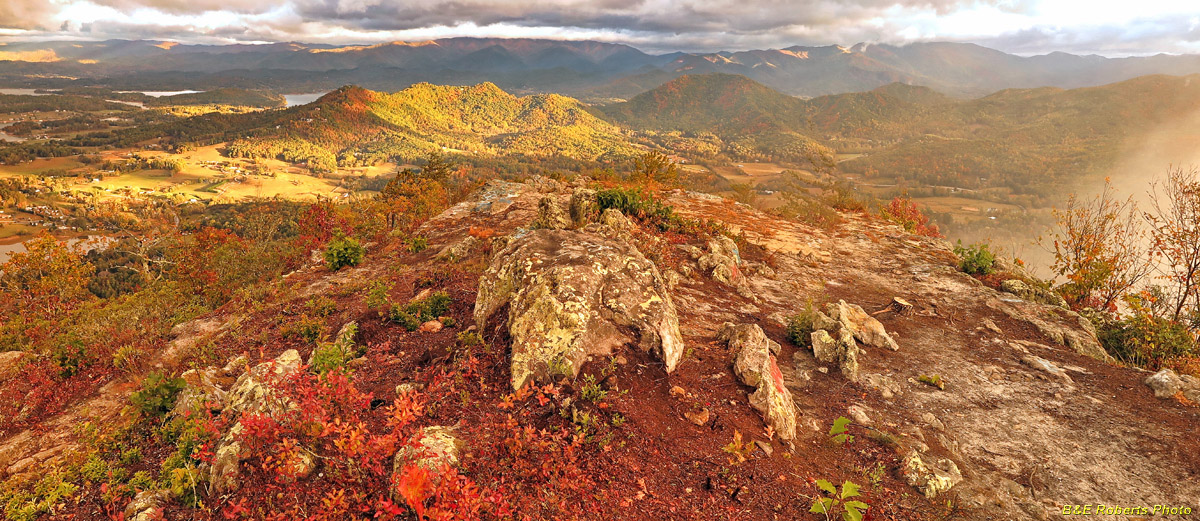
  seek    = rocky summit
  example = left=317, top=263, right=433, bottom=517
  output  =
left=0, top=177, right=1197, bottom=521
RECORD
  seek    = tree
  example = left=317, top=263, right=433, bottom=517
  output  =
left=1045, top=179, right=1150, bottom=310
left=631, top=150, right=679, bottom=186
left=1145, top=165, right=1200, bottom=325
left=419, top=150, right=455, bottom=183
left=0, top=232, right=94, bottom=319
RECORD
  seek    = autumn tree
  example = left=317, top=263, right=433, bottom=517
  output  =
left=379, top=151, right=454, bottom=230
left=0, top=232, right=94, bottom=320
left=1145, top=165, right=1200, bottom=325
left=1045, top=179, right=1150, bottom=310
left=631, top=150, right=679, bottom=186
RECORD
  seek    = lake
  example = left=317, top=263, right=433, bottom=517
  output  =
left=0, top=235, right=114, bottom=262
left=0, top=131, right=24, bottom=143
left=284, top=93, right=328, bottom=107
left=117, top=90, right=204, bottom=97
left=0, top=88, right=51, bottom=96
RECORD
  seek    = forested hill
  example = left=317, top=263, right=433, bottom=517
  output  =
left=139, top=83, right=641, bottom=172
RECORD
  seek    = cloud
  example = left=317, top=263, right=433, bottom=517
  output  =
left=0, top=0, right=58, bottom=30
left=2, top=0, right=1198, bottom=56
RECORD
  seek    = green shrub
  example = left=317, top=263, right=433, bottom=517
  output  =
left=365, top=280, right=393, bottom=312
left=130, top=371, right=186, bottom=417
left=306, top=295, right=338, bottom=317
left=286, top=314, right=324, bottom=344
left=405, top=236, right=428, bottom=253
left=310, top=324, right=362, bottom=374
left=786, top=300, right=821, bottom=348
left=953, top=240, right=996, bottom=276
left=323, top=234, right=365, bottom=271
left=388, top=306, right=421, bottom=331
left=595, top=187, right=680, bottom=231
left=1097, top=306, right=1197, bottom=369
left=390, top=290, right=453, bottom=331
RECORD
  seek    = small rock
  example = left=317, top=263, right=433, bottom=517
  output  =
left=124, top=490, right=170, bottom=521
left=531, top=196, right=571, bottom=230
left=419, top=320, right=444, bottom=333
left=847, top=405, right=872, bottom=425
left=754, top=440, right=774, bottom=457
left=685, top=408, right=710, bottom=426
left=670, top=385, right=687, bottom=397
left=903, top=450, right=962, bottom=498
left=982, top=319, right=1002, bottom=334
left=719, top=322, right=782, bottom=357
left=920, top=412, right=945, bottom=432
left=393, top=426, right=465, bottom=482
left=1144, top=368, right=1186, bottom=399
left=823, top=300, right=900, bottom=351
left=811, top=328, right=859, bottom=381
left=1020, top=355, right=1073, bottom=384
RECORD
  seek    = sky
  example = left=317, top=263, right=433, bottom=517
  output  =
left=1, top=0, right=1199, bottom=56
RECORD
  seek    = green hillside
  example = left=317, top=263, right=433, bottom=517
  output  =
left=221, top=83, right=639, bottom=171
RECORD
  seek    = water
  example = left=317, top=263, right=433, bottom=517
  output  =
left=284, top=93, right=327, bottom=107
left=0, top=131, right=24, bottom=143
left=0, top=235, right=113, bottom=263
left=0, top=88, right=49, bottom=96
left=106, top=99, right=147, bottom=109
left=118, top=90, right=204, bottom=97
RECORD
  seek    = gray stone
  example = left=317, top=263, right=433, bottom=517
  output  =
left=474, top=228, right=684, bottom=389
left=725, top=322, right=797, bottom=440
left=531, top=196, right=571, bottom=230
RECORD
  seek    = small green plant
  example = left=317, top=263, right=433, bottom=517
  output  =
left=722, top=430, right=755, bottom=464
left=365, top=280, right=393, bottom=314
left=863, top=462, right=887, bottom=488
left=128, top=471, right=155, bottom=492
left=112, top=344, right=142, bottom=373
left=311, top=323, right=363, bottom=374
left=306, top=295, right=338, bottom=317
left=284, top=314, right=324, bottom=344
left=323, top=234, right=365, bottom=271
left=918, top=374, right=945, bottom=390
left=786, top=299, right=822, bottom=348
left=810, top=479, right=869, bottom=521
left=131, top=371, right=186, bottom=417
left=405, top=236, right=428, bottom=253
left=953, top=240, right=996, bottom=276
left=390, top=290, right=453, bottom=331
left=580, top=374, right=608, bottom=403
left=829, top=416, right=854, bottom=445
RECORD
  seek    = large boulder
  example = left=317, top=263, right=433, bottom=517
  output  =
left=475, top=228, right=684, bottom=390
left=1000, top=279, right=1068, bottom=308
left=818, top=300, right=899, bottom=351
left=724, top=323, right=797, bottom=440
left=568, top=188, right=598, bottom=226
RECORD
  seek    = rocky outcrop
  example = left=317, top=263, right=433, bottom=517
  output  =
left=722, top=323, right=797, bottom=440
left=394, top=426, right=465, bottom=473
left=569, top=187, right=598, bottom=226
left=437, top=236, right=479, bottom=261
left=810, top=328, right=860, bottom=381
left=475, top=228, right=685, bottom=389
left=1000, top=279, right=1068, bottom=308
left=816, top=300, right=899, bottom=351
left=531, top=196, right=571, bottom=230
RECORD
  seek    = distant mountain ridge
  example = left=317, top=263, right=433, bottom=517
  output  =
left=4, top=38, right=1200, bottom=99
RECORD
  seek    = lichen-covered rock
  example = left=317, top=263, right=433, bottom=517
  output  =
left=531, top=196, right=571, bottom=230
left=225, top=349, right=302, bottom=415
left=173, top=367, right=227, bottom=417
left=811, top=328, right=860, bottom=381
left=903, top=450, right=962, bottom=498
left=210, top=349, right=303, bottom=492
left=1000, top=279, right=1068, bottom=308
left=725, top=322, right=797, bottom=440
left=124, top=490, right=170, bottom=521
left=1144, top=368, right=1194, bottom=399
left=394, top=426, right=465, bottom=473
left=474, top=228, right=684, bottom=389
left=437, top=235, right=479, bottom=261
left=698, top=236, right=743, bottom=285
left=823, top=300, right=899, bottom=351
left=1021, top=355, right=1073, bottom=384
left=720, top=322, right=781, bottom=358
left=569, top=187, right=598, bottom=226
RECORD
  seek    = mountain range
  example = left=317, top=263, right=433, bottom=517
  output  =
left=5, top=38, right=1200, bottom=99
